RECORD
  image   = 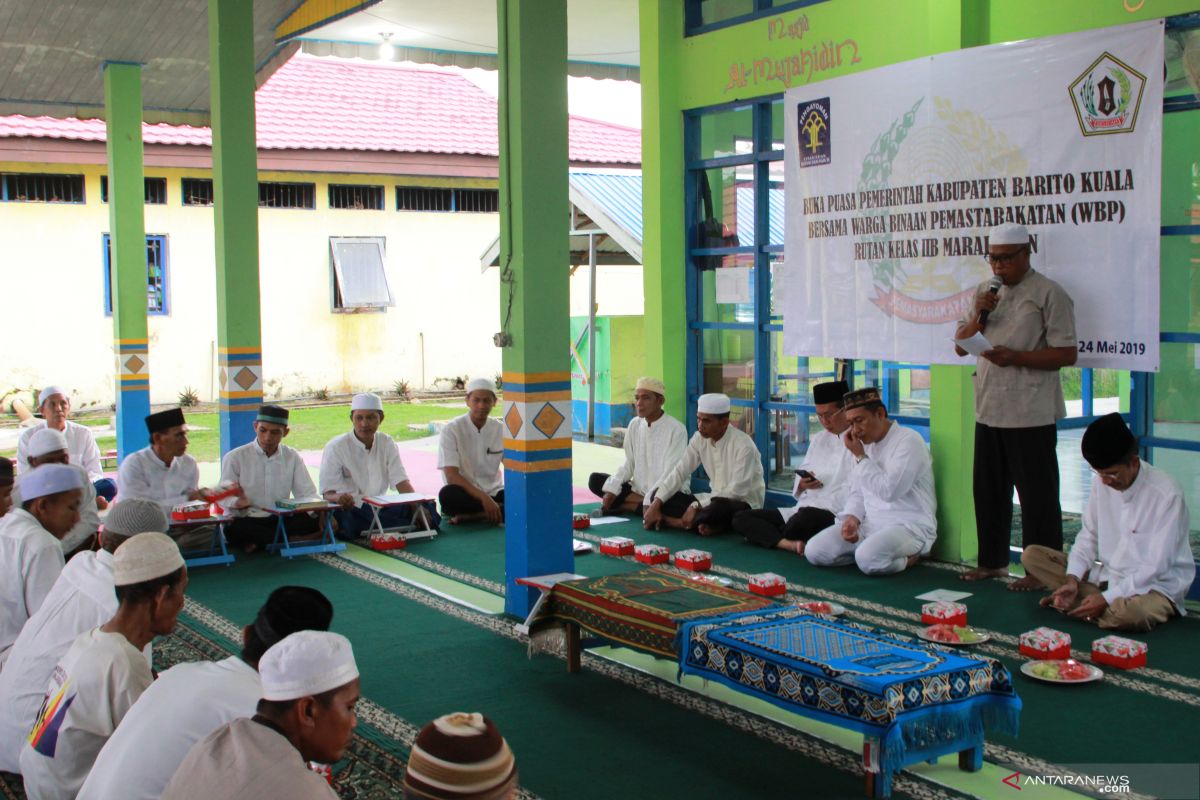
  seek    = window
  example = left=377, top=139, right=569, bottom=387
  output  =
left=329, top=184, right=384, bottom=210
left=456, top=188, right=500, bottom=213
left=396, top=186, right=452, bottom=212
left=100, top=176, right=167, bottom=204
left=0, top=173, right=84, bottom=203
left=182, top=178, right=214, bottom=206
left=330, top=237, right=393, bottom=312
left=685, top=0, right=830, bottom=37
left=259, top=181, right=315, bottom=209
left=102, top=234, right=168, bottom=315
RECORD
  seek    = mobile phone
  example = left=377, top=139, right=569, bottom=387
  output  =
left=794, top=469, right=815, bottom=480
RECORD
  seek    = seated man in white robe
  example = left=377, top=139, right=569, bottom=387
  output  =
left=0, top=464, right=83, bottom=667
left=733, top=381, right=855, bottom=555
left=320, top=393, right=438, bottom=539
left=437, top=378, right=505, bottom=524
left=0, top=499, right=165, bottom=773
left=162, top=630, right=360, bottom=800
left=806, top=387, right=937, bottom=575
left=21, top=428, right=103, bottom=556
left=17, top=386, right=115, bottom=502
left=588, top=377, right=687, bottom=516
left=220, top=405, right=320, bottom=551
left=0, top=457, right=13, bottom=518
left=20, top=533, right=187, bottom=799
left=79, top=586, right=334, bottom=800
left=644, top=393, right=765, bottom=536
left=1024, top=413, right=1195, bottom=631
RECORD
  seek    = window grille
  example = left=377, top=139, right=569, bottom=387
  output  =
left=395, top=186, right=452, bottom=212
left=102, top=234, right=169, bottom=315
left=0, top=173, right=85, bottom=203
left=181, top=178, right=214, bottom=206
left=455, top=188, right=500, bottom=213
left=329, top=184, right=384, bottom=210
left=100, top=176, right=167, bottom=204
left=258, top=181, right=316, bottom=209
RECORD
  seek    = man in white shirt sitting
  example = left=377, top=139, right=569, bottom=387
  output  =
left=588, top=377, right=687, bottom=517
left=79, top=586, right=334, bottom=800
left=319, top=393, right=439, bottom=539
left=733, top=381, right=855, bottom=555
left=21, top=428, right=104, bottom=557
left=1024, top=413, right=1195, bottom=631
left=806, top=387, right=937, bottom=575
left=17, top=386, right=116, bottom=502
left=644, top=393, right=765, bottom=536
left=220, top=405, right=320, bottom=550
left=438, top=378, right=506, bottom=525
left=0, top=499, right=165, bottom=773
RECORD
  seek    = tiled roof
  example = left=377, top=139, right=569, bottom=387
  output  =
left=0, top=54, right=640, bottom=165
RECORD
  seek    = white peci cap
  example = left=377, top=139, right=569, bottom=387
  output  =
left=259, top=630, right=359, bottom=701
left=16, top=463, right=85, bottom=502
left=351, top=393, right=384, bottom=412
left=27, top=428, right=69, bottom=459
left=988, top=223, right=1030, bottom=246
left=697, top=393, right=731, bottom=414
left=465, top=377, right=496, bottom=396
left=112, top=531, right=185, bottom=586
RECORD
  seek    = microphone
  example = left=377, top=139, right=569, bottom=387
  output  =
left=978, top=275, right=1003, bottom=327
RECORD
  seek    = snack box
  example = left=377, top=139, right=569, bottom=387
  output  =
left=599, top=536, right=635, bottom=556
left=674, top=549, right=712, bottom=572
left=748, top=572, right=787, bottom=597
left=369, top=532, right=408, bottom=551
left=572, top=513, right=591, bottom=530
left=921, top=601, right=967, bottom=627
left=634, top=544, right=670, bottom=565
left=171, top=501, right=214, bottom=522
left=1091, top=635, right=1147, bottom=670
left=1020, top=627, right=1072, bottom=660
left=205, top=483, right=242, bottom=503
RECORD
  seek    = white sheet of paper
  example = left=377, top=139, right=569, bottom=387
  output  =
left=365, top=492, right=432, bottom=505
left=587, top=516, right=628, bottom=525
left=573, top=539, right=593, bottom=554
left=915, top=589, right=974, bottom=602
left=715, top=267, right=752, bottom=304
left=953, top=332, right=992, bottom=357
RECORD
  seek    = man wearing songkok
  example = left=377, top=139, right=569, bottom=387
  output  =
left=1022, top=413, right=1195, bottom=631
left=80, top=586, right=334, bottom=800
left=16, top=387, right=115, bottom=502
left=320, top=392, right=439, bottom=539
left=438, top=378, right=506, bottom=524
left=0, top=457, right=13, bottom=518
left=732, top=381, right=855, bottom=555
left=806, top=388, right=937, bottom=575
left=162, top=630, right=360, bottom=800
left=0, top=500, right=165, bottom=773
left=644, top=393, right=765, bottom=536
left=588, top=377, right=687, bottom=516
left=403, top=712, right=518, bottom=800
left=0, top=464, right=83, bottom=667
left=955, top=223, right=1077, bottom=589
left=20, top=533, right=187, bottom=799
left=220, top=405, right=320, bottom=550
left=118, top=408, right=216, bottom=552
left=20, top=428, right=103, bottom=556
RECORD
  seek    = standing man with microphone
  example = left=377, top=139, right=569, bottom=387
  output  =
left=955, top=223, right=1078, bottom=589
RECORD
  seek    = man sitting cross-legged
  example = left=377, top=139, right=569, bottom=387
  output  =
left=437, top=378, right=506, bottom=525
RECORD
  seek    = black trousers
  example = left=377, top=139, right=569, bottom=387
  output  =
left=657, top=493, right=749, bottom=534
left=973, top=422, right=1062, bottom=569
left=733, top=506, right=836, bottom=548
left=439, top=484, right=505, bottom=517
left=589, top=473, right=635, bottom=509
left=226, top=514, right=318, bottom=548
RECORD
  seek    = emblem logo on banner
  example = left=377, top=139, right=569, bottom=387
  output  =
left=797, top=98, right=831, bottom=167
left=1068, top=52, right=1147, bottom=136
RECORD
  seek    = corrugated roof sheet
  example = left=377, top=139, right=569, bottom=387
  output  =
left=569, top=172, right=643, bottom=243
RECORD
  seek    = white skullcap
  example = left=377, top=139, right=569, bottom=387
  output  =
left=260, top=630, right=359, bottom=701
left=38, top=386, right=67, bottom=408
left=16, top=463, right=85, bottom=502
left=104, top=499, right=170, bottom=537
left=351, top=393, right=384, bottom=412
left=465, top=377, right=496, bottom=396
left=697, top=393, right=731, bottom=414
left=28, top=428, right=69, bottom=459
left=113, top=532, right=185, bottom=586
left=635, top=377, right=666, bottom=396
left=988, top=223, right=1030, bottom=246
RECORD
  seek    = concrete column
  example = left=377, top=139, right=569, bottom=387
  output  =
left=496, top=0, right=573, bottom=616
left=104, top=62, right=150, bottom=459
left=209, top=0, right=263, bottom=457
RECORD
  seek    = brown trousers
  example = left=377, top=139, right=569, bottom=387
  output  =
left=1021, top=545, right=1176, bottom=632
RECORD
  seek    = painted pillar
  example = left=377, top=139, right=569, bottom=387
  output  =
left=104, top=62, right=150, bottom=459
left=640, top=0, right=688, bottom=421
left=209, top=0, right=264, bottom=457
left=497, top=0, right=573, bottom=616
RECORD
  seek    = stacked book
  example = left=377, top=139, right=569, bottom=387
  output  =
left=276, top=496, right=329, bottom=511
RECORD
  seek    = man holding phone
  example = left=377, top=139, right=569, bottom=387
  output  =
left=732, top=381, right=853, bottom=554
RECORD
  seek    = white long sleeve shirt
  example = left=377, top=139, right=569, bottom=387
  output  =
left=16, top=422, right=104, bottom=484
left=602, top=414, right=688, bottom=506
left=220, top=442, right=316, bottom=517
left=841, top=423, right=937, bottom=550
left=779, top=429, right=856, bottom=522
left=437, top=415, right=505, bottom=497
left=117, top=447, right=200, bottom=515
left=11, top=464, right=100, bottom=555
left=653, top=426, right=765, bottom=509
left=1066, top=462, right=1194, bottom=613
left=319, top=431, right=409, bottom=505
left=0, top=509, right=65, bottom=666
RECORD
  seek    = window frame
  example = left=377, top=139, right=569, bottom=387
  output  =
left=101, top=233, right=169, bottom=316
left=329, top=236, right=394, bottom=313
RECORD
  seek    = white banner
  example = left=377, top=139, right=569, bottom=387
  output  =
left=782, top=20, right=1163, bottom=370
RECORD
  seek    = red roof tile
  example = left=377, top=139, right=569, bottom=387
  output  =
left=0, top=54, right=640, bottom=165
